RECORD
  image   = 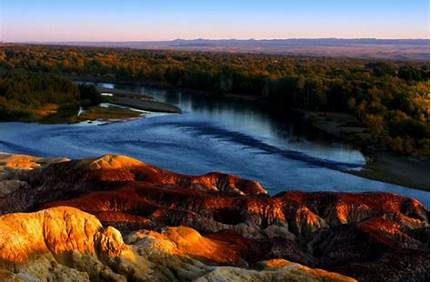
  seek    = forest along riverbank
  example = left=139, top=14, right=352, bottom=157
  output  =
left=0, top=71, right=180, bottom=124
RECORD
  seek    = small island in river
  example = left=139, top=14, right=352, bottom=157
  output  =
left=0, top=70, right=180, bottom=124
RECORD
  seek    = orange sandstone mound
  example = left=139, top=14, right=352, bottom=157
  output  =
left=0, top=206, right=356, bottom=282
left=0, top=153, right=68, bottom=171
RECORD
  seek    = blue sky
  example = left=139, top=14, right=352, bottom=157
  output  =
left=1, top=0, right=429, bottom=42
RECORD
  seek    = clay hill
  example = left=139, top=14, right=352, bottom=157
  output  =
left=0, top=153, right=429, bottom=282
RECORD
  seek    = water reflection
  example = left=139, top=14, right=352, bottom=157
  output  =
left=101, top=82, right=365, bottom=165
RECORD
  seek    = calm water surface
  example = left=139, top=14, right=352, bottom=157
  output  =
left=0, top=82, right=428, bottom=207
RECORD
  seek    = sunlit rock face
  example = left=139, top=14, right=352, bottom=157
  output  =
left=0, top=207, right=356, bottom=282
left=0, top=154, right=429, bottom=282
left=0, top=206, right=144, bottom=281
left=0, top=153, right=69, bottom=173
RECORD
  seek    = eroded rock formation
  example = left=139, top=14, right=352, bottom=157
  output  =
left=0, top=154, right=429, bottom=281
left=0, top=206, right=356, bottom=282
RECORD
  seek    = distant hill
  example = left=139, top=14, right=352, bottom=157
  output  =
left=18, top=38, right=431, bottom=60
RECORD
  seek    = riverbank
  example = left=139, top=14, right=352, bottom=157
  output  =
left=349, top=150, right=430, bottom=191
left=300, top=111, right=430, bottom=191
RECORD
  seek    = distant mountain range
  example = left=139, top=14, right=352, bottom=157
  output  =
left=20, top=38, right=431, bottom=60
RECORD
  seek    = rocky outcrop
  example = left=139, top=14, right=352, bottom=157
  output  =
left=0, top=154, right=42, bottom=171
left=0, top=154, right=266, bottom=214
left=0, top=206, right=356, bottom=282
left=0, top=153, right=429, bottom=281
left=0, top=206, right=136, bottom=281
left=0, top=153, right=69, bottom=200
left=0, top=153, right=68, bottom=173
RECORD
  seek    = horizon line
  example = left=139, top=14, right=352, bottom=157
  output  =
left=4, top=37, right=430, bottom=44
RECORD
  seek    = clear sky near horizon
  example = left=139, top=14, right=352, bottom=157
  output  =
left=0, top=0, right=429, bottom=42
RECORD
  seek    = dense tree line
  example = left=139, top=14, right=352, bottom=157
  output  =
left=0, top=70, right=100, bottom=122
left=0, top=45, right=429, bottom=155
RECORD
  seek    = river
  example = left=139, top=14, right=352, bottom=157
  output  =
left=0, top=82, right=428, bottom=207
